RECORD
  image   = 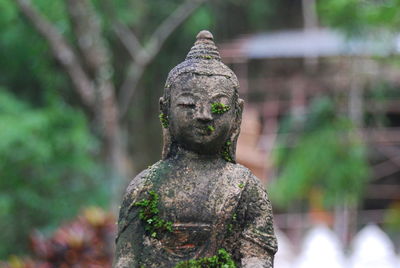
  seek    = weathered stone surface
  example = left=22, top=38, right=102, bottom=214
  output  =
left=114, top=30, right=277, bottom=268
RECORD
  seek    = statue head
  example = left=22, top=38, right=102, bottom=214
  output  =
left=159, top=30, right=244, bottom=162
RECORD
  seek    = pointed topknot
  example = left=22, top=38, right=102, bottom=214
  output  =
left=186, top=30, right=221, bottom=61
left=196, top=30, right=214, bottom=40
left=164, top=30, right=238, bottom=89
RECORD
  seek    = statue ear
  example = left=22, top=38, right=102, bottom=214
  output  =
left=227, top=98, right=244, bottom=163
left=159, top=97, right=172, bottom=159
left=237, top=98, right=244, bottom=120
left=159, top=97, right=166, bottom=113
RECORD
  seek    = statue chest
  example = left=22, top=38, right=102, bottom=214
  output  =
left=143, top=169, right=244, bottom=261
left=155, top=170, right=243, bottom=222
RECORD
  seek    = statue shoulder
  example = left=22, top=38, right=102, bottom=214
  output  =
left=118, top=168, right=151, bottom=222
left=226, top=162, right=255, bottom=183
left=124, top=169, right=150, bottom=196
left=231, top=163, right=265, bottom=188
left=124, top=160, right=165, bottom=199
left=116, top=162, right=166, bottom=240
left=229, top=163, right=271, bottom=206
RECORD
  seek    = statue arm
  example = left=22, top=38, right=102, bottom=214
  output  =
left=239, top=175, right=278, bottom=268
left=113, top=170, right=149, bottom=268
left=113, top=191, right=141, bottom=268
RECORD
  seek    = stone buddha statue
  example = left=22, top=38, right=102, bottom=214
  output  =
left=114, top=30, right=277, bottom=268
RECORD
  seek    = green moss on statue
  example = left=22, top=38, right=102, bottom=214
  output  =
left=159, top=113, right=169, bottom=128
left=227, top=213, right=238, bottom=234
left=174, top=249, right=236, bottom=268
left=211, top=102, right=230, bottom=114
left=221, top=140, right=233, bottom=162
left=134, top=190, right=173, bottom=238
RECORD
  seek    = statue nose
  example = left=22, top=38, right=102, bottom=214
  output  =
left=195, top=104, right=212, bottom=122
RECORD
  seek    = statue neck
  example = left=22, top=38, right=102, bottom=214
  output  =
left=173, top=146, right=221, bottom=163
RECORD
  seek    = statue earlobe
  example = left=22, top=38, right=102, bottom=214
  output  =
left=237, top=98, right=244, bottom=119
left=159, top=97, right=171, bottom=159
left=226, top=98, right=244, bottom=163
left=159, top=97, right=166, bottom=113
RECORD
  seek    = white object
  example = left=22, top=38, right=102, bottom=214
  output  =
left=274, top=229, right=295, bottom=268
left=293, top=224, right=347, bottom=268
left=349, top=224, right=398, bottom=268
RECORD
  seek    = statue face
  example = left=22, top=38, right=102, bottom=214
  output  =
left=168, top=74, right=236, bottom=155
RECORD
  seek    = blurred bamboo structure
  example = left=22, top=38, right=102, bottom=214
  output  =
left=219, top=28, right=400, bottom=245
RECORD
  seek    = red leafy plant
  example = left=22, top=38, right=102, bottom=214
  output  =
left=1, top=207, right=116, bottom=268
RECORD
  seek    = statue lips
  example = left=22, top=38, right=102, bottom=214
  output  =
left=194, top=125, right=213, bottom=136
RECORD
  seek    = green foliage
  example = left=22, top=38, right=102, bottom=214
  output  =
left=246, top=0, right=276, bottom=31
left=174, top=248, right=236, bottom=268
left=270, top=98, right=370, bottom=209
left=0, top=90, right=108, bottom=258
left=134, top=190, right=173, bottom=238
left=0, top=1, right=70, bottom=105
left=211, top=103, right=230, bottom=114
left=0, top=1, right=108, bottom=258
left=318, top=0, right=400, bottom=33
left=183, top=5, right=214, bottom=36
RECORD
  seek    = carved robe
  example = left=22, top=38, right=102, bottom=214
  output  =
left=114, top=157, right=277, bottom=268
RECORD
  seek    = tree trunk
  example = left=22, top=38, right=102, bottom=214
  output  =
left=15, top=0, right=205, bottom=209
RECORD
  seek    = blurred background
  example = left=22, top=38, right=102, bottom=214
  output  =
left=1, top=0, right=400, bottom=267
